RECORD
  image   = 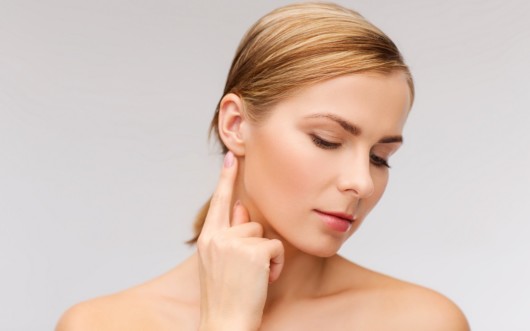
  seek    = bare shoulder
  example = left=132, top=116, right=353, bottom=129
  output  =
left=55, top=289, right=162, bottom=331
left=55, top=257, right=200, bottom=331
left=380, top=278, right=470, bottom=331
left=333, top=256, right=470, bottom=331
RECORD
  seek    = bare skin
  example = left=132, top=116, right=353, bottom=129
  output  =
left=56, top=254, right=469, bottom=330
left=56, top=73, right=470, bottom=331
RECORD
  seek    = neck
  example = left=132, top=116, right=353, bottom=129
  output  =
left=265, top=242, right=329, bottom=306
left=185, top=240, right=334, bottom=302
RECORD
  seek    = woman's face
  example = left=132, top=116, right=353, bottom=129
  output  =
left=237, top=71, right=411, bottom=257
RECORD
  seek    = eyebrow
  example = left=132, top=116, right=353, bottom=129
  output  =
left=303, top=113, right=403, bottom=144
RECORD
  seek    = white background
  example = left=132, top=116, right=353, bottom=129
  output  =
left=1, top=0, right=529, bottom=330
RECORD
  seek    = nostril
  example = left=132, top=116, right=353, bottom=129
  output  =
left=338, top=177, right=374, bottom=198
left=337, top=156, right=375, bottom=197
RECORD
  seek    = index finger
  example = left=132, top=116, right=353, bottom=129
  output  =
left=202, top=151, right=238, bottom=234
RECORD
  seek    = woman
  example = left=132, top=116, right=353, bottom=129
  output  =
left=57, top=3, right=469, bottom=330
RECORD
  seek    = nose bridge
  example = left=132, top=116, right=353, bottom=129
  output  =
left=338, top=148, right=374, bottom=198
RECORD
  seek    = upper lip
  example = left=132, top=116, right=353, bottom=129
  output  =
left=316, top=210, right=355, bottom=222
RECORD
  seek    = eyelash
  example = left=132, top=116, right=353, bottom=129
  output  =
left=310, top=134, right=391, bottom=168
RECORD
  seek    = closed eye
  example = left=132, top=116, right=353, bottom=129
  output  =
left=370, top=154, right=390, bottom=168
left=311, top=134, right=392, bottom=168
left=310, top=134, right=340, bottom=149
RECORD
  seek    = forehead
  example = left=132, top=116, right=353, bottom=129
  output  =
left=264, top=72, right=412, bottom=136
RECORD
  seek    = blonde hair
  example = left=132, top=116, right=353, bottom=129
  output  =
left=187, top=2, right=414, bottom=244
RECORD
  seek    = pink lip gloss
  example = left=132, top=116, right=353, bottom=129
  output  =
left=315, top=210, right=352, bottom=232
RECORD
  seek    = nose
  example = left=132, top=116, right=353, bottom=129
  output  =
left=337, top=153, right=375, bottom=199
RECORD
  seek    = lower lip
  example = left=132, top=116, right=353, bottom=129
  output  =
left=315, top=210, right=352, bottom=233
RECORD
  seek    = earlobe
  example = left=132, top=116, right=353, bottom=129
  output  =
left=217, top=93, right=248, bottom=156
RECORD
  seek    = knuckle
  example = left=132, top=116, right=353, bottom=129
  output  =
left=252, top=222, right=264, bottom=235
left=243, top=222, right=263, bottom=236
left=229, top=238, right=244, bottom=252
left=248, top=247, right=267, bottom=264
left=196, top=235, right=210, bottom=251
left=273, top=239, right=285, bottom=251
left=271, top=238, right=283, bottom=246
left=210, top=232, right=229, bottom=250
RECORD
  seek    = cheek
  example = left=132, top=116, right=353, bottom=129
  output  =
left=243, top=130, right=317, bottom=221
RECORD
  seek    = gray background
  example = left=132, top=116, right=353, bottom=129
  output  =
left=1, top=0, right=529, bottom=330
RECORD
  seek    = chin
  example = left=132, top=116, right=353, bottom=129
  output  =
left=311, top=249, right=341, bottom=258
left=292, top=237, right=346, bottom=258
left=269, top=223, right=356, bottom=258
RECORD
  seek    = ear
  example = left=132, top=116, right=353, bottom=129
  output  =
left=217, top=93, right=249, bottom=156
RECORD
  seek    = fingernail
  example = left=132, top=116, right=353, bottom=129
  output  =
left=224, top=151, right=234, bottom=168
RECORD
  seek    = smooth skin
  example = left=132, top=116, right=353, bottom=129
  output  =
left=56, top=72, right=470, bottom=331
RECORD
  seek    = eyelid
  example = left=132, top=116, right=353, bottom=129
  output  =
left=370, top=144, right=400, bottom=169
left=370, top=153, right=391, bottom=168
left=310, top=127, right=342, bottom=139
left=310, top=134, right=341, bottom=149
left=370, top=147, right=393, bottom=167
left=309, top=132, right=397, bottom=168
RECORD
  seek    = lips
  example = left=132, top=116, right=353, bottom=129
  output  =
left=314, top=209, right=355, bottom=233
left=316, top=210, right=355, bottom=222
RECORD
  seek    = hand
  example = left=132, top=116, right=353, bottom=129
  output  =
left=197, top=151, right=284, bottom=331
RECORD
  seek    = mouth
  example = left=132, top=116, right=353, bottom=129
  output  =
left=314, top=209, right=355, bottom=233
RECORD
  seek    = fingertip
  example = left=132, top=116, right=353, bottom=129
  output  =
left=224, top=151, right=235, bottom=168
left=203, top=152, right=239, bottom=231
left=231, top=200, right=250, bottom=226
left=269, top=265, right=283, bottom=283
left=268, top=240, right=285, bottom=283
